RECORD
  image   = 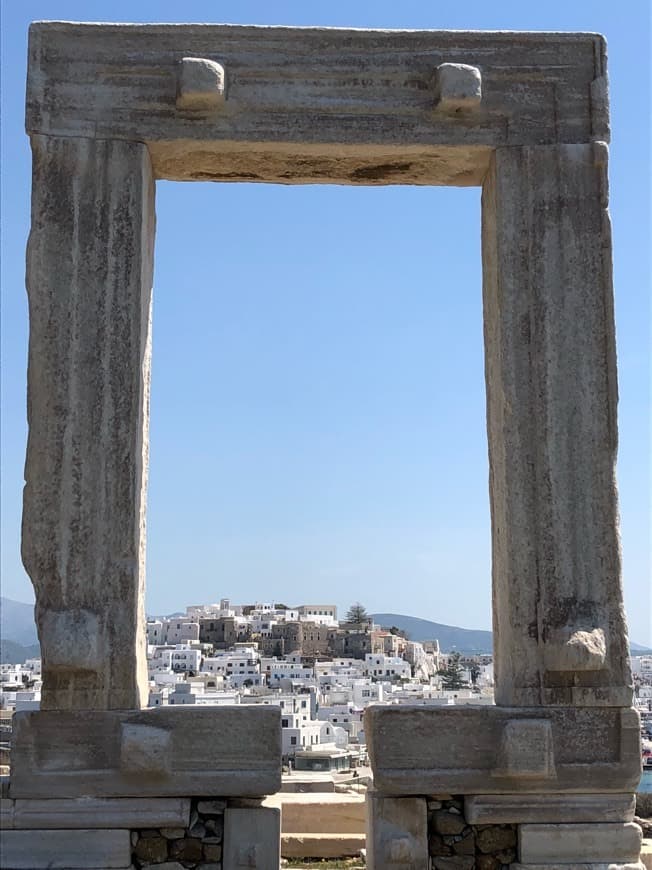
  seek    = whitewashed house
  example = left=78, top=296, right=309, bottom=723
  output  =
left=297, top=605, right=338, bottom=626
left=364, top=653, right=411, bottom=681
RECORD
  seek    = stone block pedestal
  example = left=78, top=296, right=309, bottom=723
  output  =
left=365, top=705, right=641, bottom=795
left=3, top=708, right=283, bottom=869
left=0, top=796, right=282, bottom=870
left=364, top=705, right=643, bottom=869
left=366, top=793, right=428, bottom=869
left=0, top=829, right=132, bottom=869
left=9, top=707, right=281, bottom=798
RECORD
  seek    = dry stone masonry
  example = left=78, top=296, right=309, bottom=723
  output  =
left=1, top=795, right=280, bottom=870
left=2, top=20, right=642, bottom=870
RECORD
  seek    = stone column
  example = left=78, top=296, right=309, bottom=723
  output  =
left=481, top=142, right=632, bottom=707
left=22, top=134, right=155, bottom=710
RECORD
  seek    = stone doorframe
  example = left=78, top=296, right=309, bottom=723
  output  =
left=23, top=22, right=632, bottom=713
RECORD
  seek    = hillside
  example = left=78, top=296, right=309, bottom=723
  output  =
left=1, top=597, right=37, bottom=645
left=0, top=598, right=649, bottom=657
left=372, top=613, right=652, bottom=655
left=0, top=639, right=40, bottom=665
left=372, top=613, right=493, bottom=652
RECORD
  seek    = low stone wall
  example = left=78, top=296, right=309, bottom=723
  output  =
left=132, top=798, right=226, bottom=869
left=428, top=797, right=516, bottom=869
left=367, top=790, right=643, bottom=868
left=0, top=792, right=280, bottom=870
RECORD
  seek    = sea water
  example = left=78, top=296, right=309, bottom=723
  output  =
left=639, top=770, right=652, bottom=793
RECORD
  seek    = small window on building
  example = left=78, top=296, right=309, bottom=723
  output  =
left=291, top=736, right=297, bottom=745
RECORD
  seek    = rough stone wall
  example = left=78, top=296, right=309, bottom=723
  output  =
left=428, top=797, right=517, bottom=869
left=132, top=798, right=226, bottom=869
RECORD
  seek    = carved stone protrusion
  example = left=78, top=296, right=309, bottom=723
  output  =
left=493, top=719, right=555, bottom=780
left=39, top=609, right=102, bottom=673
left=176, top=57, right=226, bottom=114
left=433, top=62, right=482, bottom=111
left=544, top=626, right=608, bottom=672
left=120, top=724, right=171, bottom=776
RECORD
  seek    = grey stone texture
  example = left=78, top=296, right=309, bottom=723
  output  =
left=465, top=794, right=636, bottom=825
left=12, top=797, right=190, bottom=829
left=176, top=57, right=226, bottom=114
left=0, top=828, right=132, bottom=868
left=518, top=822, right=642, bottom=863
left=512, top=865, right=646, bottom=870
left=18, top=20, right=640, bottom=870
left=365, top=705, right=641, bottom=794
left=433, top=63, right=482, bottom=112
left=223, top=807, right=281, bottom=870
left=366, top=792, right=428, bottom=870
left=481, top=142, right=632, bottom=708
left=23, top=133, right=155, bottom=711
left=10, top=708, right=282, bottom=798
left=26, top=24, right=608, bottom=186
left=1, top=797, right=14, bottom=829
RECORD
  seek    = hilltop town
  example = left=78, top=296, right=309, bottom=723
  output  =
left=3, top=599, right=652, bottom=780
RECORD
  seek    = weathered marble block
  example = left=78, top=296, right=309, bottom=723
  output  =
left=0, top=829, right=132, bottom=869
left=12, top=797, right=190, bottom=829
left=9, top=708, right=281, bottom=798
left=518, top=822, right=642, bottom=864
left=366, top=792, right=428, bottom=870
left=23, top=133, right=154, bottom=711
left=365, top=705, right=641, bottom=795
left=223, top=807, right=280, bottom=870
left=464, top=793, right=636, bottom=825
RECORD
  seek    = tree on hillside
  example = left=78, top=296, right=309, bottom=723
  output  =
left=346, top=602, right=369, bottom=623
left=437, top=651, right=469, bottom=690
left=388, top=625, right=409, bottom=640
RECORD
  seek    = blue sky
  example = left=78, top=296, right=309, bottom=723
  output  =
left=1, top=1, right=650, bottom=645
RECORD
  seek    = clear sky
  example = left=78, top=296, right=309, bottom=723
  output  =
left=1, top=1, right=650, bottom=645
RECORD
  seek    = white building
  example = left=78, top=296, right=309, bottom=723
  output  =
left=364, top=653, right=411, bottom=681
left=201, top=646, right=262, bottom=688
left=297, top=605, right=338, bottom=626
left=261, top=658, right=314, bottom=686
left=317, top=703, right=364, bottom=741
left=147, top=618, right=200, bottom=645
left=352, top=680, right=385, bottom=707
left=148, top=645, right=202, bottom=674
left=632, top=656, right=652, bottom=679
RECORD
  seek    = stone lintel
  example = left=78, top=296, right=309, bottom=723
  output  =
left=365, top=705, right=641, bottom=795
left=9, top=708, right=281, bottom=799
left=12, top=797, right=190, bottom=829
left=0, top=829, right=132, bottom=869
left=518, top=823, right=642, bottom=864
left=27, top=23, right=608, bottom=162
left=464, top=793, right=636, bottom=825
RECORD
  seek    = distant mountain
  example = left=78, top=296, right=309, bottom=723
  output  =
left=1, top=597, right=649, bottom=658
left=372, top=613, right=652, bottom=656
left=372, top=613, right=492, bottom=652
left=1, top=597, right=38, bottom=645
left=631, top=641, right=652, bottom=654
left=0, top=639, right=40, bottom=665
